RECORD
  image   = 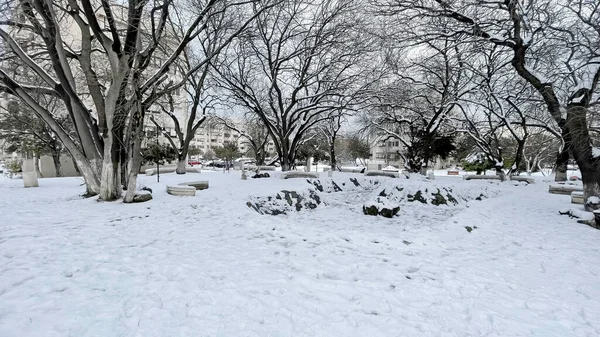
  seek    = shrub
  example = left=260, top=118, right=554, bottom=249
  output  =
left=6, top=159, right=22, bottom=173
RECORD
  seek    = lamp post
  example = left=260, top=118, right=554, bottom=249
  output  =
left=156, top=126, right=160, bottom=183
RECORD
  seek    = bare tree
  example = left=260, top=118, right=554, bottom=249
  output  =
left=523, top=130, right=561, bottom=175
left=217, top=113, right=271, bottom=166
left=366, top=37, right=471, bottom=173
left=213, top=0, right=374, bottom=171
left=376, top=0, right=600, bottom=200
left=0, top=0, right=276, bottom=201
left=318, top=109, right=346, bottom=173
left=0, top=86, right=71, bottom=177
left=149, top=2, right=257, bottom=175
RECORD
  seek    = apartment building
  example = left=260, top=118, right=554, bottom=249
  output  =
left=369, top=134, right=406, bottom=168
left=190, top=120, right=276, bottom=157
left=192, top=122, right=240, bottom=153
left=369, top=133, right=454, bottom=170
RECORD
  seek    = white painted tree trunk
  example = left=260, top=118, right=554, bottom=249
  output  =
left=124, top=133, right=143, bottom=203
left=99, top=132, right=122, bottom=201
left=75, top=157, right=101, bottom=196
left=176, top=159, right=187, bottom=175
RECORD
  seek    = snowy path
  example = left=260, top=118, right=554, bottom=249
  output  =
left=0, top=174, right=599, bottom=336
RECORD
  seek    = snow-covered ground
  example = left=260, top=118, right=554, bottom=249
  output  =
left=1, top=172, right=599, bottom=336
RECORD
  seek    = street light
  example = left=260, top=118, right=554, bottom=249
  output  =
left=149, top=110, right=162, bottom=183
left=156, top=126, right=161, bottom=183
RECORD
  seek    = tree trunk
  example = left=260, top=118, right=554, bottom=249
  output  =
left=419, top=159, right=428, bottom=175
left=121, top=150, right=130, bottom=190
left=581, top=167, right=600, bottom=210
left=280, top=142, right=292, bottom=172
left=495, top=166, right=506, bottom=181
left=281, top=152, right=291, bottom=171
left=255, top=149, right=265, bottom=166
left=51, top=150, right=63, bottom=177
left=329, top=141, right=336, bottom=172
left=176, top=159, right=186, bottom=174
left=176, top=142, right=190, bottom=175
left=34, top=152, right=43, bottom=178
left=124, top=127, right=144, bottom=203
left=509, top=141, right=525, bottom=176
left=565, top=105, right=600, bottom=202
left=537, top=161, right=546, bottom=176
left=71, top=154, right=101, bottom=196
left=99, top=128, right=123, bottom=201
left=554, top=146, right=569, bottom=182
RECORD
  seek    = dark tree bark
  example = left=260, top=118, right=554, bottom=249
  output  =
left=555, top=146, right=569, bottom=182
left=51, top=149, right=63, bottom=177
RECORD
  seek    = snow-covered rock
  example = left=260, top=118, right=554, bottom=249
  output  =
left=363, top=197, right=400, bottom=218
left=247, top=189, right=323, bottom=215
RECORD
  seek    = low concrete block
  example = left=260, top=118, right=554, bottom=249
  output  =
left=549, top=184, right=583, bottom=195
left=463, top=175, right=501, bottom=181
left=510, top=176, right=535, bottom=184
left=23, top=172, right=39, bottom=188
left=340, top=167, right=366, bottom=173
left=571, top=191, right=585, bottom=204
left=258, top=166, right=277, bottom=171
left=178, top=181, right=209, bottom=190
left=364, top=170, right=398, bottom=178
left=281, top=171, right=320, bottom=179
left=146, top=168, right=176, bottom=176
left=166, top=185, right=196, bottom=196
